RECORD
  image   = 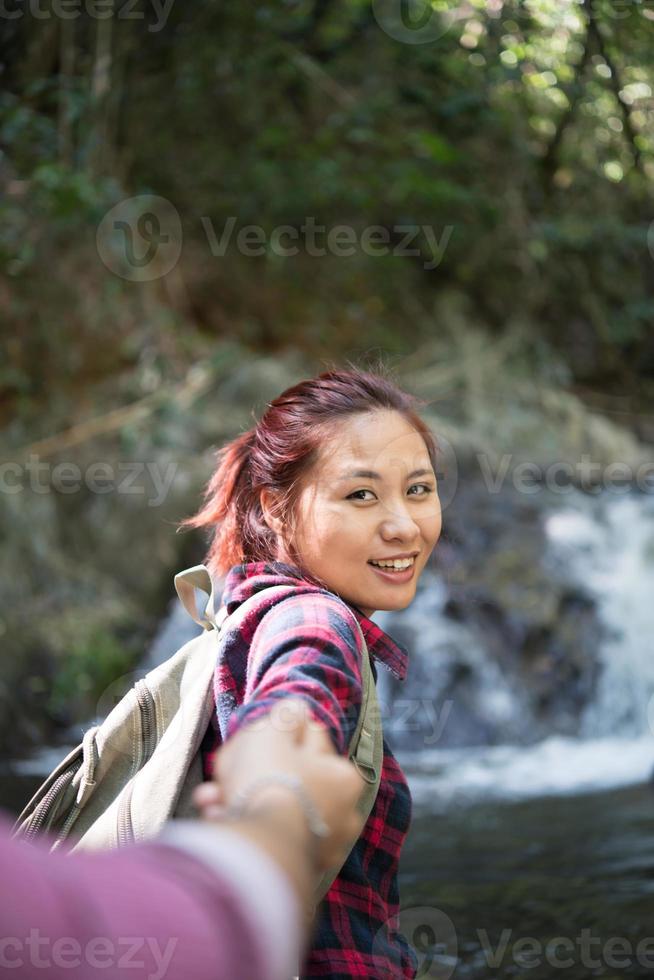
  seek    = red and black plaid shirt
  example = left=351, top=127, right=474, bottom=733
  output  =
left=201, top=560, right=417, bottom=979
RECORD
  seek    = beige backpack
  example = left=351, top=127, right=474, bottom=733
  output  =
left=12, top=564, right=383, bottom=905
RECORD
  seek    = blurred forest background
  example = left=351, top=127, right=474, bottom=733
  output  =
left=1, top=0, right=654, bottom=757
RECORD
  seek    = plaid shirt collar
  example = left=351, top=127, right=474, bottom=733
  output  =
left=221, top=560, right=409, bottom=682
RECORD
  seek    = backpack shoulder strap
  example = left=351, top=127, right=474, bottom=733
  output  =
left=312, top=610, right=383, bottom=907
left=174, top=564, right=225, bottom=631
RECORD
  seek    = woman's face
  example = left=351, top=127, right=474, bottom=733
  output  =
left=266, top=410, right=442, bottom=617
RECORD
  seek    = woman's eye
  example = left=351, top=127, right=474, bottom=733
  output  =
left=347, top=484, right=434, bottom=501
left=347, top=489, right=375, bottom=501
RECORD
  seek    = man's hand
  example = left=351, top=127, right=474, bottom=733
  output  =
left=193, top=698, right=365, bottom=874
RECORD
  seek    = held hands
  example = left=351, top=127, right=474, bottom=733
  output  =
left=192, top=698, right=365, bottom=874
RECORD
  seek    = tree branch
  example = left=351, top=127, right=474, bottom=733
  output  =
left=2, top=366, right=216, bottom=464
left=540, top=13, right=593, bottom=185
left=57, top=17, right=76, bottom=167
left=586, top=14, right=644, bottom=175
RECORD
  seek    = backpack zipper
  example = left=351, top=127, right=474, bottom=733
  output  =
left=136, top=679, right=157, bottom=762
left=117, top=680, right=158, bottom=845
left=22, top=761, right=80, bottom=841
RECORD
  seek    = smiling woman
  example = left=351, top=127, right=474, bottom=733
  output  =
left=259, top=408, right=442, bottom=619
left=176, top=365, right=444, bottom=979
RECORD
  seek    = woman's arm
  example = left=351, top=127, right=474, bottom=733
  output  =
left=227, top=593, right=366, bottom=756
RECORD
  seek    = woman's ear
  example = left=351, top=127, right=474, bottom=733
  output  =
left=260, top=487, right=284, bottom=536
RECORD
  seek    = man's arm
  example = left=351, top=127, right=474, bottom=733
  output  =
left=0, top=699, right=364, bottom=980
left=0, top=811, right=292, bottom=980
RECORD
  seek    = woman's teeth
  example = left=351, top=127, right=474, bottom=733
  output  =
left=369, top=557, right=415, bottom=570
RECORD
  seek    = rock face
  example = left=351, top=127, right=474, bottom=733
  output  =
left=375, top=468, right=605, bottom=751
left=0, top=448, right=206, bottom=760
left=0, top=350, right=305, bottom=762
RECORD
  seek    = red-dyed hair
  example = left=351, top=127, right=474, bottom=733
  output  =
left=177, top=364, right=439, bottom=583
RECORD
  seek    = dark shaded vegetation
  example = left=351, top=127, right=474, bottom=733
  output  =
left=2, top=0, right=654, bottom=436
left=1, top=0, right=653, bottom=757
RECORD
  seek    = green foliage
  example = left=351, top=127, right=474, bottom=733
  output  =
left=0, top=87, right=119, bottom=275
left=1, top=0, right=653, bottom=390
left=29, top=164, right=112, bottom=220
left=47, top=626, right=136, bottom=721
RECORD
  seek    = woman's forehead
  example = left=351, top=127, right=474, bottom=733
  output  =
left=310, top=433, right=434, bottom=484
left=324, top=410, right=422, bottom=453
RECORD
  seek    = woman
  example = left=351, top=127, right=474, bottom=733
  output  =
left=179, top=366, right=443, bottom=978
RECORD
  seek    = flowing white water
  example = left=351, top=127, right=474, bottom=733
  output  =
left=404, top=735, right=654, bottom=811
left=402, top=490, right=654, bottom=807
left=547, top=495, right=654, bottom=739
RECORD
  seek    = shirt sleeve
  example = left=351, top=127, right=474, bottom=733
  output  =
left=0, top=812, right=290, bottom=980
left=157, top=820, right=302, bottom=980
left=226, top=593, right=365, bottom=756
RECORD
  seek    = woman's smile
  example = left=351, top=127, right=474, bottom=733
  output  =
left=367, top=559, right=417, bottom=585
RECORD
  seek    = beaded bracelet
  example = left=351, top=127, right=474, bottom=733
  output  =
left=221, top=770, right=330, bottom=843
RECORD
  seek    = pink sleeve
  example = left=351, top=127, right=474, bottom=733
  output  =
left=0, top=813, right=295, bottom=980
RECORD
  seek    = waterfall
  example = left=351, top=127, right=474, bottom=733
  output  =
left=395, top=489, right=654, bottom=807
left=545, top=494, right=654, bottom=739
left=374, top=573, right=529, bottom=751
